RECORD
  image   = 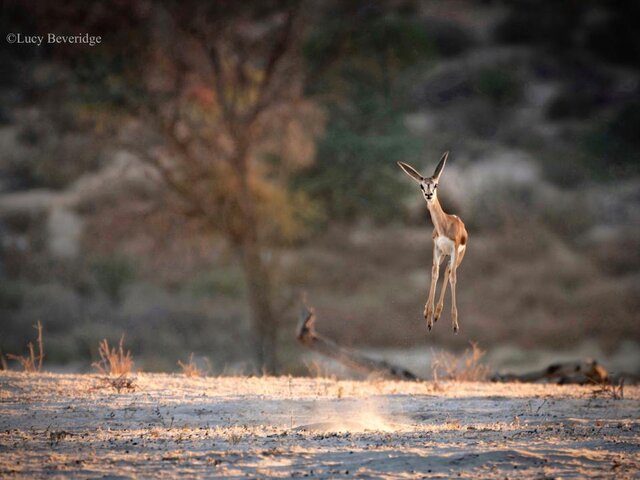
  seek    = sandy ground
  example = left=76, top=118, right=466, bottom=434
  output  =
left=1, top=372, right=639, bottom=479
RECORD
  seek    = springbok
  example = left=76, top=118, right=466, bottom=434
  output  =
left=397, top=152, right=468, bottom=333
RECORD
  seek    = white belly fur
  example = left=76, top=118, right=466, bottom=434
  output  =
left=435, top=236, right=465, bottom=256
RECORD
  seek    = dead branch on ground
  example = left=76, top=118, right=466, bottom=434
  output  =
left=296, top=302, right=421, bottom=381
left=492, top=360, right=609, bottom=385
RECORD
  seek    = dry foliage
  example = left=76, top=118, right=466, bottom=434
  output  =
left=92, top=335, right=134, bottom=376
left=94, top=374, right=137, bottom=393
left=592, top=378, right=624, bottom=400
left=226, top=432, right=243, bottom=445
left=177, top=353, right=204, bottom=378
left=7, top=321, right=44, bottom=373
left=431, top=342, right=491, bottom=382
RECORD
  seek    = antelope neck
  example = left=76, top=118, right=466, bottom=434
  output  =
left=427, top=197, right=448, bottom=236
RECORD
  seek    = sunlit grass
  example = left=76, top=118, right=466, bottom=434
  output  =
left=92, top=335, right=134, bottom=376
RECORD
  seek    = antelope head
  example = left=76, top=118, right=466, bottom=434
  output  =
left=397, top=151, right=448, bottom=204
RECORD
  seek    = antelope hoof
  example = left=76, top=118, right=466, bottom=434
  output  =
left=434, top=304, right=443, bottom=322
left=424, top=305, right=434, bottom=332
left=451, top=309, right=459, bottom=333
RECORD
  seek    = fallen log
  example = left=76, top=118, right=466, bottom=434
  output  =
left=295, top=301, right=636, bottom=386
left=492, top=361, right=639, bottom=386
left=296, top=303, right=421, bottom=381
left=491, top=360, right=609, bottom=385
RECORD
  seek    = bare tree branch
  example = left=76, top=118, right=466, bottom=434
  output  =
left=208, top=44, right=237, bottom=127
left=245, top=7, right=300, bottom=126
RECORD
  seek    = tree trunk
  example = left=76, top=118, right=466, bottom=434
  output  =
left=232, top=148, right=278, bottom=374
left=240, top=233, right=278, bottom=374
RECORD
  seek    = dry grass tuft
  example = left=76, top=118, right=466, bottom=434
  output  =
left=431, top=342, right=491, bottom=382
left=7, top=321, right=44, bottom=373
left=177, top=353, right=204, bottom=378
left=592, top=378, right=624, bottom=400
left=92, top=335, right=134, bottom=376
left=226, top=432, right=243, bottom=445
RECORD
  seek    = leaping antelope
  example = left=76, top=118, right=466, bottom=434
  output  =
left=398, top=152, right=468, bottom=333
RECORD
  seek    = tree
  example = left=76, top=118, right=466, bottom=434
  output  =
left=126, top=1, right=323, bottom=372
left=19, top=0, right=323, bottom=372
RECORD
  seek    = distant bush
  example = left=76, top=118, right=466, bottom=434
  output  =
left=495, top=1, right=640, bottom=68
left=188, top=267, right=245, bottom=298
left=466, top=182, right=535, bottom=231
left=546, top=89, right=602, bottom=120
left=606, top=101, right=640, bottom=154
left=415, top=56, right=524, bottom=114
left=473, top=67, right=522, bottom=106
left=458, top=155, right=543, bottom=231
left=582, top=101, right=640, bottom=179
left=0, top=281, right=23, bottom=309
left=456, top=100, right=502, bottom=138
left=304, top=15, right=434, bottom=82
left=91, top=254, right=136, bottom=303
left=17, top=283, right=83, bottom=336
left=293, top=120, right=419, bottom=223
left=300, top=5, right=430, bottom=223
left=584, top=2, right=640, bottom=67
left=540, top=193, right=593, bottom=239
left=6, top=321, right=44, bottom=373
left=421, top=17, right=475, bottom=57
left=6, top=112, right=103, bottom=190
left=528, top=143, right=589, bottom=188
left=494, top=1, right=583, bottom=49
left=587, top=231, right=640, bottom=276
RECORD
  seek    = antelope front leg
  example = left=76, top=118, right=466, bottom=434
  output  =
left=424, top=247, right=442, bottom=331
left=434, top=264, right=450, bottom=323
left=449, top=261, right=459, bottom=333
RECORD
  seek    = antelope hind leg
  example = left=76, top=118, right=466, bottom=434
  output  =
left=434, top=264, right=450, bottom=322
left=424, top=248, right=442, bottom=331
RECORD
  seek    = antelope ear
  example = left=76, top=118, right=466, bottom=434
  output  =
left=433, top=151, right=449, bottom=181
left=397, top=162, right=424, bottom=183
